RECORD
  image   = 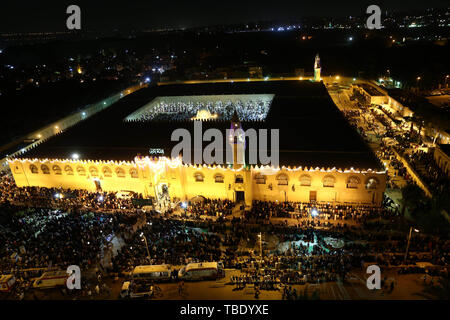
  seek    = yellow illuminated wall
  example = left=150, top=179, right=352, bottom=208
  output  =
left=9, top=157, right=386, bottom=206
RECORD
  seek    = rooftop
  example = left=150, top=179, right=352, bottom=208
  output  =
left=19, top=80, right=383, bottom=170
left=358, top=83, right=385, bottom=97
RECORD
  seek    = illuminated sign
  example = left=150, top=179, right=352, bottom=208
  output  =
left=149, top=148, right=164, bottom=155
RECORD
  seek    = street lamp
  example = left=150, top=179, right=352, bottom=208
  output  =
left=404, top=226, right=419, bottom=264
left=258, top=233, right=263, bottom=263
left=140, top=232, right=151, bottom=263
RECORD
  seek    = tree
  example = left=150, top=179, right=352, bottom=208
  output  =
left=400, top=184, right=428, bottom=219
left=401, top=184, right=450, bottom=235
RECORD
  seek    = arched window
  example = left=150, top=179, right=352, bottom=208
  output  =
left=254, top=173, right=266, bottom=184
left=299, top=174, right=311, bottom=186
left=194, top=172, right=204, bottom=182
left=323, top=175, right=336, bottom=188
left=346, top=176, right=360, bottom=189
left=116, top=167, right=125, bottom=178
left=89, top=167, right=98, bottom=177
left=276, top=173, right=289, bottom=186
left=235, top=174, right=244, bottom=183
left=64, top=165, right=74, bottom=175
left=130, top=168, right=138, bottom=178
left=52, top=165, right=62, bottom=175
left=366, top=177, right=379, bottom=190
left=102, top=167, right=112, bottom=177
left=77, top=166, right=86, bottom=176
left=214, top=174, right=224, bottom=183
left=41, top=164, right=50, bottom=175
left=30, top=164, right=38, bottom=174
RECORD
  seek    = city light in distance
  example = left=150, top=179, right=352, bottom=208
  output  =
left=71, top=153, right=80, bottom=159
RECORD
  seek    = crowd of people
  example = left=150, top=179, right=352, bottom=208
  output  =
left=0, top=169, right=448, bottom=300
left=0, top=175, right=141, bottom=213
left=129, top=99, right=271, bottom=122
left=408, top=150, right=450, bottom=196
left=244, top=200, right=398, bottom=223
left=185, top=198, right=234, bottom=217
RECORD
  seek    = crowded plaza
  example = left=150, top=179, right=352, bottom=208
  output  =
left=126, top=98, right=272, bottom=122
left=0, top=167, right=448, bottom=300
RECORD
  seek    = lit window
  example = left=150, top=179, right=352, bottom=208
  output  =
left=299, top=175, right=311, bottom=186
left=52, top=165, right=62, bottom=175
left=366, top=177, right=379, bottom=190
left=130, top=168, right=138, bottom=178
left=89, top=167, right=98, bottom=177
left=346, top=176, right=360, bottom=189
left=64, top=165, right=74, bottom=175
left=323, top=175, right=336, bottom=188
left=77, top=166, right=86, bottom=176
left=254, top=173, right=266, bottom=184
left=116, top=168, right=125, bottom=178
left=30, top=164, right=39, bottom=174
left=194, top=172, right=204, bottom=182
left=214, top=174, right=224, bottom=183
left=276, top=174, right=288, bottom=186
left=102, top=167, right=112, bottom=177
left=41, top=165, right=50, bottom=175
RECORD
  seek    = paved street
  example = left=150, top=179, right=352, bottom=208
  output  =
left=15, top=268, right=431, bottom=300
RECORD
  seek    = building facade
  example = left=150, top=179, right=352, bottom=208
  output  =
left=434, top=145, right=450, bottom=177
left=9, top=156, right=386, bottom=206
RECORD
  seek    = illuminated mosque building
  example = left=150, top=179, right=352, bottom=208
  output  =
left=8, top=77, right=386, bottom=206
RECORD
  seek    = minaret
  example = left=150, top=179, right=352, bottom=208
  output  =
left=314, top=54, right=321, bottom=82
left=228, top=110, right=245, bottom=169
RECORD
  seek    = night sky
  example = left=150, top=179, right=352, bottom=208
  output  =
left=0, top=0, right=448, bottom=32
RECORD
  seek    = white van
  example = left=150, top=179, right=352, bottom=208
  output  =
left=116, top=191, right=134, bottom=200
left=131, top=265, right=173, bottom=282
left=178, top=262, right=224, bottom=281
left=32, top=271, right=68, bottom=289
left=119, top=281, right=153, bottom=299
left=0, top=275, right=16, bottom=292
